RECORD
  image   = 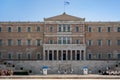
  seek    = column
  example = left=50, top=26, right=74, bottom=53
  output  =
left=80, top=50, right=81, bottom=60
left=70, top=50, right=72, bottom=60
left=75, top=50, right=77, bottom=60
left=66, top=50, right=68, bottom=60
left=57, top=50, right=58, bottom=60
left=47, top=50, right=49, bottom=60
left=52, top=50, right=54, bottom=61
left=61, top=50, right=63, bottom=61
left=84, top=50, right=86, bottom=60
left=43, top=50, right=45, bottom=60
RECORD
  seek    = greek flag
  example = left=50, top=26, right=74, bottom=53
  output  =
left=64, top=1, right=70, bottom=5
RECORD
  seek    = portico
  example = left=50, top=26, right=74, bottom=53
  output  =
left=43, top=44, right=86, bottom=61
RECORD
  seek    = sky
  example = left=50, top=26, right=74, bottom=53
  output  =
left=0, top=0, right=120, bottom=21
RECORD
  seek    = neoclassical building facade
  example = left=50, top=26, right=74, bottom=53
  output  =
left=0, top=12, right=120, bottom=61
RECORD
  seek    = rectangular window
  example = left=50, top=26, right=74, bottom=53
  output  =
left=17, top=39, right=22, bottom=46
left=117, top=40, right=120, bottom=46
left=27, top=53, right=31, bottom=59
left=8, top=39, right=12, bottom=46
left=8, top=53, right=12, bottom=59
left=75, top=26, right=79, bottom=32
left=27, top=39, right=31, bottom=46
left=0, top=39, right=2, bottom=46
left=75, top=39, right=80, bottom=44
left=58, top=26, right=62, bottom=32
left=67, top=37, right=71, bottom=44
left=18, top=27, right=21, bottom=32
left=8, top=27, right=12, bottom=32
left=88, top=26, right=92, bottom=32
left=88, top=54, right=92, bottom=60
left=27, top=27, right=31, bottom=32
left=49, top=40, right=54, bottom=44
left=97, top=40, right=102, bottom=46
left=107, top=40, right=111, bottom=46
left=107, top=27, right=111, bottom=32
left=98, top=27, right=102, bottom=32
left=36, top=39, right=41, bottom=46
left=0, top=27, right=2, bottom=32
left=37, top=53, right=41, bottom=60
left=107, top=53, right=111, bottom=59
left=63, top=25, right=66, bottom=32
left=58, top=37, right=62, bottom=44
left=63, top=37, right=66, bottom=44
left=88, top=40, right=92, bottom=46
left=37, top=26, right=40, bottom=32
left=18, top=53, right=22, bottom=60
left=49, top=26, right=53, bottom=32
left=67, top=26, right=70, bottom=32
left=117, top=27, right=120, bottom=32
left=98, top=53, right=102, bottom=59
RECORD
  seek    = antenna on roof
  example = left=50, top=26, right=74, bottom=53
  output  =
left=64, top=0, right=70, bottom=13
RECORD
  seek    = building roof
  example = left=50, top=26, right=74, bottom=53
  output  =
left=44, top=12, right=85, bottom=21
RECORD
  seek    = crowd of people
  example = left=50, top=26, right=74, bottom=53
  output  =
left=0, top=69, right=13, bottom=76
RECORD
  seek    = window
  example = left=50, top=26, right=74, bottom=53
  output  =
left=107, top=53, right=111, bottom=59
left=0, top=27, right=2, bottom=32
left=8, top=27, right=12, bottom=32
left=36, top=52, right=41, bottom=60
left=27, top=53, right=31, bottom=59
left=8, top=53, right=12, bottom=59
left=63, top=37, right=66, bottom=44
left=107, top=40, right=111, bottom=46
left=8, top=39, right=12, bottom=46
left=117, top=54, right=120, bottom=59
left=88, top=54, right=92, bottom=60
left=67, top=37, right=71, bottom=44
left=57, top=24, right=71, bottom=32
left=98, top=27, right=102, bottom=32
left=18, top=27, right=21, bottom=32
left=75, top=39, right=80, bottom=44
left=17, top=39, right=22, bottom=46
left=88, top=26, right=92, bottom=32
left=18, top=53, right=22, bottom=60
left=63, top=25, right=66, bottom=32
left=58, top=37, right=72, bottom=44
left=0, top=39, right=2, bottom=46
left=98, top=53, right=102, bottom=59
left=75, top=26, right=79, bottom=32
left=67, top=26, right=70, bottom=32
left=58, top=37, right=62, bottom=44
left=27, top=39, right=31, bottom=46
left=0, top=52, right=2, bottom=59
left=117, top=27, right=120, bottom=32
left=97, top=40, right=102, bottom=46
left=107, top=27, right=111, bottom=32
left=27, top=27, right=31, bottom=32
left=49, top=40, right=54, bottom=44
left=49, top=26, right=53, bottom=32
left=117, top=40, right=120, bottom=46
left=36, top=26, right=40, bottom=32
left=36, top=39, right=41, bottom=46
left=58, top=26, right=62, bottom=32
left=88, top=40, right=92, bottom=46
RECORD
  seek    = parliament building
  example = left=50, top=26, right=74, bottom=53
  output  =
left=0, top=13, right=120, bottom=74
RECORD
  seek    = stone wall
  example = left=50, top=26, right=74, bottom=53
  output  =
left=6, top=60, right=119, bottom=74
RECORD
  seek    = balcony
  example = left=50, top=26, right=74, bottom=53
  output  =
left=43, top=44, right=86, bottom=50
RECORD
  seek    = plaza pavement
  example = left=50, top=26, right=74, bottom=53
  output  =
left=0, top=74, right=120, bottom=80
